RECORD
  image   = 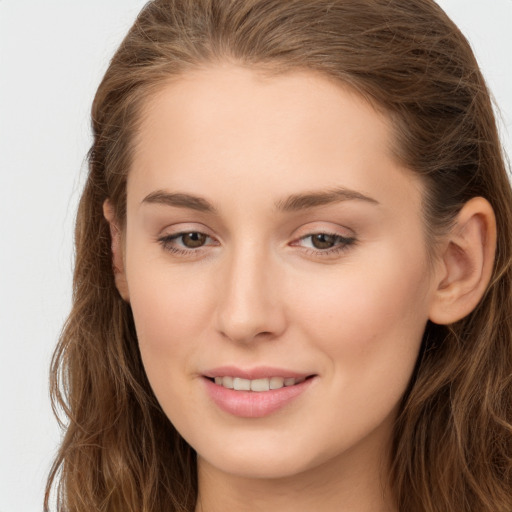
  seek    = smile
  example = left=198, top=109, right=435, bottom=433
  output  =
left=204, top=373, right=316, bottom=418
left=212, top=376, right=307, bottom=392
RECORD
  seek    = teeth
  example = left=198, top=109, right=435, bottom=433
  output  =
left=233, top=378, right=251, bottom=391
left=251, top=378, right=270, bottom=392
left=269, top=376, right=284, bottom=389
left=222, top=376, right=234, bottom=389
left=212, top=376, right=306, bottom=391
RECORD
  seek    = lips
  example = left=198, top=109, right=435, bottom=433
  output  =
left=203, top=367, right=316, bottom=418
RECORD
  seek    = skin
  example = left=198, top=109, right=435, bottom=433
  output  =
left=105, top=64, right=496, bottom=512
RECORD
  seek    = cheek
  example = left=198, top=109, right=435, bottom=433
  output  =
left=292, top=243, right=431, bottom=378
left=285, top=249, right=430, bottom=445
left=126, top=258, right=215, bottom=372
left=126, top=264, right=216, bottom=429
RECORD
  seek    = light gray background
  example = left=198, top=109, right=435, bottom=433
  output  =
left=0, top=1, right=510, bottom=511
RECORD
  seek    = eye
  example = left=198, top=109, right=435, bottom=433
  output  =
left=293, top=231, right=356, bottom=256
left=157, top=231, right=218, bottom=255
left=308, top=233, right=342, bottom=250
left=177, top=232, right=208, bottom=248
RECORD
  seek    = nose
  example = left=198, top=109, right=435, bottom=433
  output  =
left=215, top=244, right=287, bottom=344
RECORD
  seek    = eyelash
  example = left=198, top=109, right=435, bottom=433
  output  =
left=157, top=231, right=356, bottom=258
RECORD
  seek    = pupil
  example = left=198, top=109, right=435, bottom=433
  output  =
left=183, top=232, right=206, bottom=248
left=312, top=233, right=336, bottom=249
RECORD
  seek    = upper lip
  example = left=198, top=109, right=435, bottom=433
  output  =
left=203, top=366, right=314, bottom=380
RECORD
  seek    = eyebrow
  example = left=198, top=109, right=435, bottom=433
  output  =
left=141, top=186, right=379, bottom=214
left=274, top=187, right=379, bottom=211
left=142, top=190, right=218, bottom=213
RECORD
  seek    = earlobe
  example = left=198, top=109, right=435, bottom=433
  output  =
left=103, top=200, right=130, bottom=302
left=429, top=197, right=496, bottom=325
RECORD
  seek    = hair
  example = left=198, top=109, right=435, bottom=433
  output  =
left=45, top=1, right=512, bottom=511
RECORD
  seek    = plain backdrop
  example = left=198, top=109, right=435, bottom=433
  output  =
left=0, top=1, right=510, bottom=511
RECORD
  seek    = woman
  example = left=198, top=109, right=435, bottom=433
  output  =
left=45, top=0, right=512, bottom=511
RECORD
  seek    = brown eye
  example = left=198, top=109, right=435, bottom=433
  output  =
left=181, top=232, right=207, bottom=248
left=311, top=233, right=337, bottom=249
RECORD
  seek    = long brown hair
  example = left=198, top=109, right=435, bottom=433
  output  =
left=45, top=1, right=512, bottom=510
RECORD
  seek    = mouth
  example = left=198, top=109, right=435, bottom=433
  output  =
left=206, top=375, right=314, bottom=392
left=203, top=372, right=316, bottom=417
left=202, top=366, right=317, bottom=417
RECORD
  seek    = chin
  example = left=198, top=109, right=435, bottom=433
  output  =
left=191, top=426, right=345, bottom=481
left=199, top=449, right=316, bottom=480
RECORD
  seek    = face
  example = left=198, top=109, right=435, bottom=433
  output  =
left=118, top=64, right=439, bottom=481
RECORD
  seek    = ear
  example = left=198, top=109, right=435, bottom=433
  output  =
left=429, top=197, right=496, bottom=325
left=103, top=200, right=130, bottom=302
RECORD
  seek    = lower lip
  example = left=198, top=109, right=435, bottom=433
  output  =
left=203, top=377, right=315, bottom=418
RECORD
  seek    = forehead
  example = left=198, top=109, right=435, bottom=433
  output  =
left=128, top=63, right=421, bottom=215
left=135, top=64, right=392, bottom=155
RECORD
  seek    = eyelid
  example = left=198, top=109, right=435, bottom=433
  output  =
left=157, top=221, right=216, bottom=238
left=291, top=221, right=355, bottom=239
